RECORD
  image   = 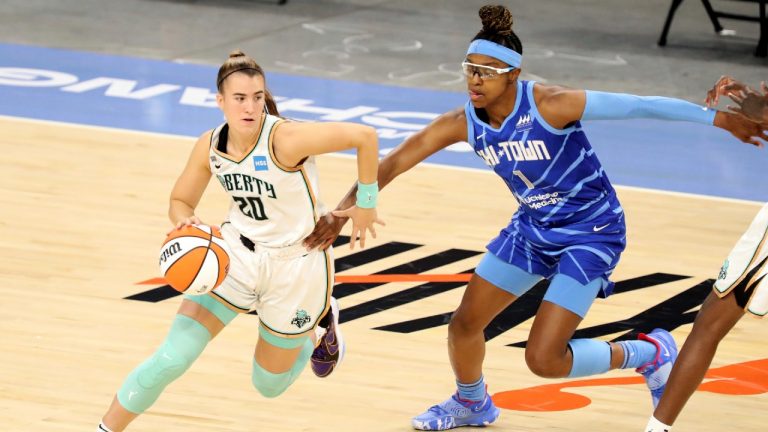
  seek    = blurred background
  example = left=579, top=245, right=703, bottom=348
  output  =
left=2, top=0, right=767, bottom=99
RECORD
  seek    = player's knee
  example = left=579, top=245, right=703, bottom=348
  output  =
left=135, top=343, right=194, bottom=391
left=118, top=345, right=196, bottom=413
left=524, top=346, right=567, bottom=378
left=251, top=362, right=292, bottom=398
left=252, top=378, right=290, bottom=398
left=448, top=310, right=483, bottom=337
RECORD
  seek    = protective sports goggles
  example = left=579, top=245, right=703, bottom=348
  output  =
left=461, top=61, right=515, bottom=80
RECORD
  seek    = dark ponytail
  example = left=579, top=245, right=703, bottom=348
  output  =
left=216, top=50, right=280, bottom=116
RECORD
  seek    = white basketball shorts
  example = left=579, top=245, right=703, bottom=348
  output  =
left=210, top=222, right=333, bottom=335
left=714, top=202, right=768, bottom=318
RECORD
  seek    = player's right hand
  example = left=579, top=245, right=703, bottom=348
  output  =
left=169, top=215, right=203, bottom=234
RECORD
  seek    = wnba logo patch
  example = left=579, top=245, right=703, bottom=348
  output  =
left=719, top=259, right=729, bottom=280
left=291, top=309, right=311, bottom=328
left=253, top=156, right=268, bottom=171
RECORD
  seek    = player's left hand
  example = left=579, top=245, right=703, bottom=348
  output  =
left=714, top=111, right=768, bottom=148
left=331, top=206, right=385, bottom=250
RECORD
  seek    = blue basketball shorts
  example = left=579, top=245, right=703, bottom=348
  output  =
left=476, top=210, right=626, bottom=315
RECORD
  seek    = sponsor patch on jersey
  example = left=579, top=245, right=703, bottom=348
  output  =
left=253, top=155, right=269, bottom=171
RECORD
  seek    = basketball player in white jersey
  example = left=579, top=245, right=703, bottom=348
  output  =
left=644, top=76, right=768, bottom=432
left=96, top=50, right=384, bottom=432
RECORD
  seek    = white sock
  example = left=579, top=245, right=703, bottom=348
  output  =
left=97, top=421, right=114, bottom=432
left=645, top=416, right=672, bottom=432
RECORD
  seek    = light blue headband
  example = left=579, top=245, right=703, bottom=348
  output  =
left=466, top=39, right=522, bottom=68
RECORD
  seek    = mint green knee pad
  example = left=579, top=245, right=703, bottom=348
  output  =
left=117, top=315, right=211, bottom=413
left=251, top=336, right=313, bottom=398
left=184, top=293, right=238, bottom=325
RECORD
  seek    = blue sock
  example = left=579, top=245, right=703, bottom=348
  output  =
left=567, top=339, right=611, bottom=378
left=457, top=375, right=485, bottom=402
left=616, top=340, right=657, bottom=369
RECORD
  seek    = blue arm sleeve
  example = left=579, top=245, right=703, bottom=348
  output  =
left=582, top=90, right=716, bottom=125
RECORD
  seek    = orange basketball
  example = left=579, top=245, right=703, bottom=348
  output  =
left=159, top=224, right=230, bottom=295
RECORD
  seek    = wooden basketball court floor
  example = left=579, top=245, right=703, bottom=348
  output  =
left=1, top=115, right=766, bottom=431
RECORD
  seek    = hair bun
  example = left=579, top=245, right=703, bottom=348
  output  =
left=228, top=50, right=246, bottom=59
left=479, top=5, right=513, bottom=34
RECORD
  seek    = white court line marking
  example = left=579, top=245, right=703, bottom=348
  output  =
left=1, top=114, right=762, bottom=206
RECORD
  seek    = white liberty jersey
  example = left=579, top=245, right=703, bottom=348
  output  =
left=208, top=114, right=324, bottom=247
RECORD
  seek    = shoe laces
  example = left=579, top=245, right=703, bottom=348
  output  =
left=427, top=393, right=480, bottom=416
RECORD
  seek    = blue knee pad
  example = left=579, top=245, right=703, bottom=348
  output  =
left=251, top=336, right=313, bottom=398
left=567, top=338, right=611, bottom=378
left=117, top=315, right=211, bottom=413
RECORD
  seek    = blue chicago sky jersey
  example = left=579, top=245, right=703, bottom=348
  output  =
left=466, top=80, right=622, bottom=226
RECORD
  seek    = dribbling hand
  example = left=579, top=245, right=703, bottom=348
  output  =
left=168, top=216, right=203, bottom=235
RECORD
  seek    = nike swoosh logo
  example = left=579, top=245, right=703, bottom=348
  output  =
left=593, top=223, right=610, bottom=232
left=476, top=132, right=486, bottom=141
left=214, top=164, right=222, bottom=169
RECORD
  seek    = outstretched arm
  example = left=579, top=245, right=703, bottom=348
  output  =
left=274, top=121, right=383, bottom=249
left=536, top=85, right=767, bottom=147
left=302, top=107, right=468, bottom=250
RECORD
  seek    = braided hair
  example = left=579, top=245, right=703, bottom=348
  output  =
left=472, top=5, right=523, bottom=55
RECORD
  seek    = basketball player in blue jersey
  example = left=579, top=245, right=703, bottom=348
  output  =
left=304, top=5, right=766, bottom=431
left=95, top=51, right=384, bottom=432
left=644, top=76, right=768, bottom=432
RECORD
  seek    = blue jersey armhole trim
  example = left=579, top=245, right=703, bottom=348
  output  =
left=527, top=82, right=578, bottom=136
left=465, top=103, right=476, bottom=146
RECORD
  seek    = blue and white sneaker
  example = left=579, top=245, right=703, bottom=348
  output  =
left=411, top=392, right=500, bottom=430
left=636, top=328, right=678, bottom=408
